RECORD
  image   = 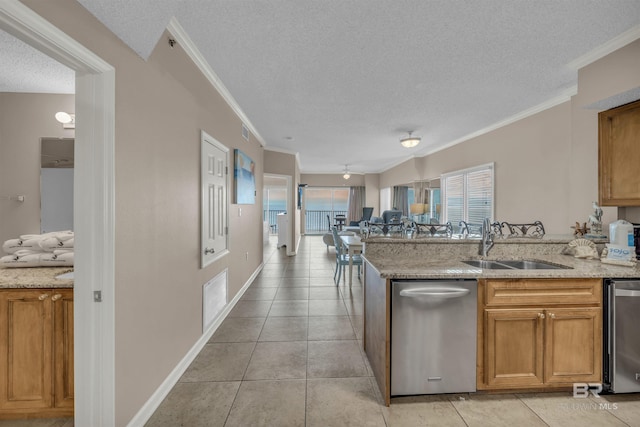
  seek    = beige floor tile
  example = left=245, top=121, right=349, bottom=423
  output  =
left=249, top=277, right=281, bottom=287
left=450, top=393, right=547, bottom=427
left=280, top=277, right=311, bottom=287
left=268, top=300, right=309, bottom=316
left=259, top=316, right=308, bottom=341
left=228, top=300, right=272, bottom=317
left=241, top=287, right=278, bottom=300
left=244, top=341, right=307, bottom=380
left=307, top=316, right=356, bottom=340
left=225, top=379, right=306, bottom=427
left=180, top=342, right=254, bottom=382
left=592, top=393, right=640, bottom=426
left=350, top=315, right=364, bottom=340
left=518, top=392, right=630, bottom=427
left=209, top=317, right=265, bottom=342
left=307, top=340, right=368, bottom=378
left=308, top=299, right=348, bottom=316
left=310, top=276, right=338, bottom=287
left=145, top=381, right=240, bottom=427
left=275, top=287, right=310, bottom=300
left=343, top=298, right=364, bottom=316
left=306, top=378, right=386, bottom=426
left=308, top=286, right=342, bottom=300
left=382, top=395, right=467, bottom=426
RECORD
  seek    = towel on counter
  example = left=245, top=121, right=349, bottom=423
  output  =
left=0, top=253, right=42, bottom=268
left=40, top=251, right=74, bottom=267
left=2, top=238, right=43, bottom=253
left=39, top=237, right=74, bottom=251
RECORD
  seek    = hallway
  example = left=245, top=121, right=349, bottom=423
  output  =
left=144, top=236, right=640, bottom=426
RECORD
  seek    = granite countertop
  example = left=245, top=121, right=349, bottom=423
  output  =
left=0, top=267, right=74, bottom=289
left=363, top=254, right=640, bottom=280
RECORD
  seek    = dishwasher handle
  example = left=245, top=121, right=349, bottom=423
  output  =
left=399, top=287, right=471, bottom=299
left=615, top=288, right=640, bottom=297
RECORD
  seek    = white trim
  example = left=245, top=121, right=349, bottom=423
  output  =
left=125, top=264, right=263, bottom=427
left=264, top=145, right=299, bottom=156
left=166, top=18, right=266, bottom=147
left=0, top=2, right=116, bottom=426
left=567, top=24, right=640, bottom=71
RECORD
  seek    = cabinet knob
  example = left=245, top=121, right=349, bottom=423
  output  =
left=538, top=312, right=545, bottom=319
left=51, top=294, right=62, bottom=301
left=549, top=313, right=556, bottom=319
left=39, top=293, right=49, bottom=300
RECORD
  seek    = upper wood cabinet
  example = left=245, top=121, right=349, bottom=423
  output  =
left=599, top=99, right=640, bottom=206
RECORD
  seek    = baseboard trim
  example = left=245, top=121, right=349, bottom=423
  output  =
left=126, top=263, right=264, bottom=427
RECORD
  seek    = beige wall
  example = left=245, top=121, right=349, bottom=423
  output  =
left=24, top=1, right=264, bottom=424
left=378, top=39, right=640, bottom=235
left=264, top=149, right=299, bottom=250
left=0, top=93, right=75, bottom=244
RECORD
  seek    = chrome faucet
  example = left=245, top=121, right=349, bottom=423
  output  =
left=480, top=218, right=494, bottom=257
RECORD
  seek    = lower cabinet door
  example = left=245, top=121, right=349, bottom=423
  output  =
left=53, top=289, right=74, bottom=409
left=0, top=290, right=53, bottom=411
left=544, top=307, right=602, bottom=384
left=485, top=308, right=544, bottom=388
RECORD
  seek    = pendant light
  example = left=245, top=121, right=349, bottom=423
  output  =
left=343, top=165, right=351, bottom=180
left=400, top=131, right=421, bottom=148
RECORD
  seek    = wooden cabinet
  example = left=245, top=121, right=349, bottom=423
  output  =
left=599, top=99, right=640, bottom=206
left=0, top=288, right=73, bottom=419
left=479, top=279, right=602, bottom=391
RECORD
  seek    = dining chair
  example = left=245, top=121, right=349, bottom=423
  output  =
left=331, top=226, right=362, bottom=285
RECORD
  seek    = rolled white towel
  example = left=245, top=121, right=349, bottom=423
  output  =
left=40, top=252, right=73, bottom=267
left=39, top=237, right=74, bottom=252
left=53, top=249, right=74, bottom=255
left=0, top=253, right=41, bottom=268
left=13, top=249, right=42, bottom=257
left=2, top=238, right=42, bottom=253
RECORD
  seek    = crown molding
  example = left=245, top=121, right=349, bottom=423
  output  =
left=166, top=17, right=266, bottom=147
left=567, top=24, right=640, bottom=71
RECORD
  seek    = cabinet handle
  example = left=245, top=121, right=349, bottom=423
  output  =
left=549, top=313, right=555, bottom=319
left=51, top=294, right=62, bottom=301
left=39, top=294, right=49, bottom=301
left=538, top=312, right=545, bottom=319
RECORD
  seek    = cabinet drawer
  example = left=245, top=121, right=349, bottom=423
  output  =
left=484, top=279, right=601, bottom=306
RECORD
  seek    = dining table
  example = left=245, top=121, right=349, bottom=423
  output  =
left=340, top=234, right=363, bottom=286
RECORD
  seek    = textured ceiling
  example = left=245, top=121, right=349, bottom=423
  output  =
left=6, top=1, right=640, bottom=175
left=0, top=30, right=74, bottom=94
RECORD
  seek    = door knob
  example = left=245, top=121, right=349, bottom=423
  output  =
left=204, top=248, right=215, bottom=255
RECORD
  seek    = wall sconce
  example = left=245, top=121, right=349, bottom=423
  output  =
left=55, top=111, right=75, bottom=129
left=343, top=165, right=351, bottom=180
left=400, top=131, right=421, bottom=148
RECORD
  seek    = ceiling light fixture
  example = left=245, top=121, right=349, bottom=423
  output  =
left=343, top=165, right=351, bottom=180
left=55, top=111, right=75, bottom=129
left=400, top=131, right=421, bottom=148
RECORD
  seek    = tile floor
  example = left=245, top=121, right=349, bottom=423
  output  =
left=4, top=235, right=639, bottom=426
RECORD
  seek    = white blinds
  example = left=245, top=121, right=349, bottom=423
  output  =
left=442, top=163, right=494, bottom=226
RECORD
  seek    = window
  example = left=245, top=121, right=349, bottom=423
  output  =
left=304, top=187, right=349, bottom=233
left=442, top=163, right=494, bottom=230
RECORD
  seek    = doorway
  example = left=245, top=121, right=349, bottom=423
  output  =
left=0, top=2, right=116, bottom=425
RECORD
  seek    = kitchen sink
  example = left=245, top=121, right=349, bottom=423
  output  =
left=461, top=260, right=514, bottom=269
left=462, top=259, right=571, bottom=270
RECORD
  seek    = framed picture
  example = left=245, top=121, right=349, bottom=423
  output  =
left=234, top=149, right=255, bottom=204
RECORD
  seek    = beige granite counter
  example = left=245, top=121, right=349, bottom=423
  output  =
left=0, top=267, right=74, bottom=289
left=362, top=234, right=640, bottom=279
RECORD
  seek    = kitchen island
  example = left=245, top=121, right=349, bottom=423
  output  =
left=362, top=235, right=640, bottom=405
left=0, top=267, right=74, bottom=419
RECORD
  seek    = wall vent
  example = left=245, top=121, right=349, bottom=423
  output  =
left=241, top=123, right=249, bottom=141
left=203, top=269, right=228, bottom=332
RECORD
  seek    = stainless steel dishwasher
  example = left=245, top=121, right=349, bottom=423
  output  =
left=391, top=279, right=477, bottom=396
left=604, top=279, right=640, bottom=393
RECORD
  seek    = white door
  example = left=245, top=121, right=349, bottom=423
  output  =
left=201, top=131, right=229, bottom=267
